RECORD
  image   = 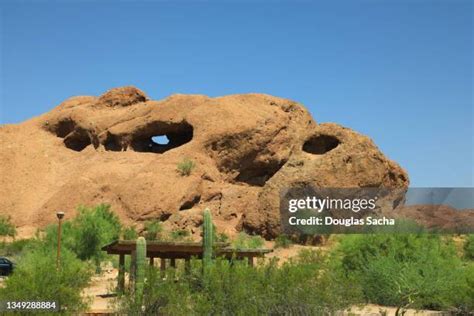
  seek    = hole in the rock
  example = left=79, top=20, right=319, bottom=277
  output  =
left=51, top=119, right=76, bottom=138
left=104, top=134, right=123, bottom=151
left=63, top=129, right=92, bottom=151
left=131, top=122, right=193, bottom=154
left=235, top=159, right=287, bottom=186
left=160, top=213, right=172, bottom=221
left=303, top=134, right=340, bottom=155
left=209, top=132, right=288, bottom=187
left=151, top=135, right=170, bottom=145
left=179, top=195, right=201, bottom=211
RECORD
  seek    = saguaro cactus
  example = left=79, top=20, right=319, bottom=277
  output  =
left=135, top=236, right=146, bottom=305
left=202, top=208, right=213, bottom=270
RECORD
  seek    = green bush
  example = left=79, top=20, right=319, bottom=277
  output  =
left=464, top=234, right=474, bottom=260
left=176, top=158, right=196, bottom=176
left=117, top=254, right=360, bottom=315
left=144, top=220, right=163, bottom=241
left=43, top=204, right=121, bottom=270
left=232, top=232, right=265, bottom=249
left=334, top=234, right=473, bottom=311
left=0, top=239, right=38, bottom=260
left=170, top=229, right=190, bottom=241
left=215, top=232, right=229, bottom=243
left=274, top=234, right=292, bottom=248
left=122, top=225, right=138, bottom=240
left=0, top=247, right=93, bottom=313
left=0, top=215, right=16, bottom=237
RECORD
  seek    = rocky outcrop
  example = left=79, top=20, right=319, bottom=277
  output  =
left=0, top=86, right=409, bottom=238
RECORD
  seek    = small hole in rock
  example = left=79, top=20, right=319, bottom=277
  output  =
left=104, top=134, right=123, bottom=151
left=303, top=135, right=340, bottom=155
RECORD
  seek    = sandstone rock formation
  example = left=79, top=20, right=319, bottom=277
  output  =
left=0, top=86, right=409, bottom=238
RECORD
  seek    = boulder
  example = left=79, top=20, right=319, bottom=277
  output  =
left=0, top=87, right=409, bottom=238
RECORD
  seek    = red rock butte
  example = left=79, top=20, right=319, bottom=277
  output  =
left=0, top=86, right=409, bottom=238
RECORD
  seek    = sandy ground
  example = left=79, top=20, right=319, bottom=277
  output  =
left=82, top=268, right=117, bottom=314
left=344, top=305, right=445, bottom=315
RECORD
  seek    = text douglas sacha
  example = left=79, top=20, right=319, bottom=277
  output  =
left=288, top=216, right=395, bottom=227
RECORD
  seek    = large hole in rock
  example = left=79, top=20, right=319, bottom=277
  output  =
left=130, top=121, right=193, bottom=154
left=303, top=134, right=340, bottom=155
left=234, top=158, right=287, bottom=186
left=63, top=128, right=92, bottom=151
left=46, top=119, right=91, bottom=152
left=208, top=131, right=288, bottom=187
left=49, top=118, right=76, bottom=138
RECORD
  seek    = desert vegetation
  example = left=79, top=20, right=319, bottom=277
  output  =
left=333, top=234, right=474, bottom=314
left=176, top=157, right=196, bottom=176
left=113, top=232, right=474, bottom=315
left=0, top=215, right=16, bottom=237
left=232, top=232, right=265, bottom=249
left=1, top=204, right=473, bottom=314
left=0, top=247, right=93, bottom=313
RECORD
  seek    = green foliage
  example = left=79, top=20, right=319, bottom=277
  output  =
left=144, top=220, right=163, bottom=241
left=453, top=263, right=474, bottom=313
left=274, top=234, right=292, bottom=248
left=135, top=237, right=146, bottom=306
left=0, top=247, right=93, bottom=313
left=176, top=158, right=196, bottom=176
left=117, top=253, right=360, bottom=315
left=0, top=215, right=16, bottom=237
left=122, top=225, right=138, bottom=240
left=0, top=238, right=37, bottom=257
left=203, top=208, right=213, bottom=270
left=232, top=232, right=265, bottom=249
left=464, top=234, right=474, bottom=260
left=214, top=232, right=229, bottom=243
left=334, top=234, right=474, bottom=311
left=44, top=204, right=121, bottom=271
left=296, top=248, right=325, bottom=264
left=170, top=229, right=190, bottom=241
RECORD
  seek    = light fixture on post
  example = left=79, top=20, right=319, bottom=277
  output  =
left=56, top=211, right=65, bottom=270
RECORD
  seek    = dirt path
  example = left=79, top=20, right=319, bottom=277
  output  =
left=82, top=268, right=117, bottom=313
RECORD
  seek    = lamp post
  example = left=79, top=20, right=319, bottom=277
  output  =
left=56, top=212, right=65, bottom=270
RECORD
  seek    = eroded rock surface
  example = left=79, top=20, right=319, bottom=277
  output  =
left=0, top=86, right=409, bottom=238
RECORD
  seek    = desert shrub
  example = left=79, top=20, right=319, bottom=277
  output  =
left=122, top=225, right=138, bottom=240
left=0, top=238, right=38, bottom=260
left=0, top=215, right=16, bottom=237
left=144, top=220, right=163, bottom=241
left=334, top=234, right=473, bottom=311
left=464, top=234, right=474, bottom=260
left=296, top=248, right=325, bottom=264
left=275, top=234, right=292, bottom=248
left=0, top=247, right=93, bottom=313
left=215, top=232, right=229, bottom=243
left=43, top=204, right=121, bottom=270
left=117, top=254, right=361, bottom=315
left=170, top=229, right=190, bottom=241
left=451, top=263, right=474, bottom=313
left=232, top=232, right=265, bottom=249
left=176, top=158, right=195, bottom=176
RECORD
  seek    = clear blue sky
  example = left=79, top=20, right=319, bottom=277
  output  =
left=0, top=0, right=472, bottom=187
